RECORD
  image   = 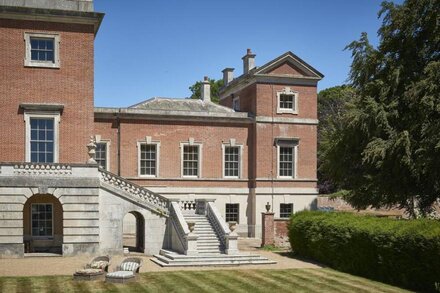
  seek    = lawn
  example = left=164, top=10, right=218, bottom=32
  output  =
left=0, top=268, right=410, bottom=293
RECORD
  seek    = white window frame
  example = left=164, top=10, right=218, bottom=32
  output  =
left=277, top=87, right=298, bottom=114
left=232, top=96, right=240, bottom=111
left=24, top=32, right=60, bottom=68
left=137, top=140, right=160, bottom=178
left=24, top=112, right=60, bottom=163
left=222, top=141, right=243, bottom=179
left=180, top=140, right=202, bottom=178
left=31, top=203, right=54, bottom=238
left=94, top=137, right=110, bottom=171
left=276, top=139, right=299, bottom=179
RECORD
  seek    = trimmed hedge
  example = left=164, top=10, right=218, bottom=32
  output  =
left=289, top=211, right=440, bottom=292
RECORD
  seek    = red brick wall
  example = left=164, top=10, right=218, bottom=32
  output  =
left=0, top=19, right=95, bottom=163
left=274, top=219, right=290, bottom=247
left=255, top=123, right=317, bottom=182
left=94, top=119, right=253, bottom=188
left=256, top=83, right=317, bottom=119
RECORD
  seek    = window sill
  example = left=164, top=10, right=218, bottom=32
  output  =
left=24, top=61, right=60, bottom=69
left=276, top=109, right=298, bottom=114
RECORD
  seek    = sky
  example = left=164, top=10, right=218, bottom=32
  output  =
left=93, top=0, right=401, bottom=107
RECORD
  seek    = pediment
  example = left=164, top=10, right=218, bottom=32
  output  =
left=255, top=52, right=323, bottom=79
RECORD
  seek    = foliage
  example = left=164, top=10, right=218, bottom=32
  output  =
left=317, top=86, right=355, bottom=194
left=188, top=78, right=223, bottom=104
left=288, top=211, right=440, bottom=292
left=321, top=0, right=440, bottom=215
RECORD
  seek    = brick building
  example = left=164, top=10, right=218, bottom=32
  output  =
left=0, top=0, right=322, bottom=261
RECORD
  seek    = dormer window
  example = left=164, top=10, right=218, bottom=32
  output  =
left=24, top=33, right=60, bottom=68
left=277, top=87, right=298, bottom=114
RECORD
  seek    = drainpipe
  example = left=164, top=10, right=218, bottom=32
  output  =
left=117, top=109, right=121, bottom=176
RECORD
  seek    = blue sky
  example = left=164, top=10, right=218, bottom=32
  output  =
left=93, top=0, right=400, bottom=107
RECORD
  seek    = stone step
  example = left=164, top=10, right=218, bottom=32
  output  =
left=152, top=250, right=277, bottom=267
left=198, top=239, right=221, bottom=243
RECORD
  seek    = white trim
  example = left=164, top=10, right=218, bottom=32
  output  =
left=30, top=203, right=54, bottom=238
left=24, top=32, right=60, bottom=68
left=94, top=138, right=111, bottom=171
left=277, top=87, right=298, bottom=114
left=145, top=186, right=318, bottom=195
left=137, top=140, right=161, bottom=178
left=255, top=116, right=318, bottom=125
left=221, top=142, right=243, bottom=179
left=24, top=112, right=60, bottom=163
left=276, top=140, right=299, bottom=179
left=180, top=141, right=202, bottom=178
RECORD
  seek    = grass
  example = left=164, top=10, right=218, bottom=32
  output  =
left=0, top=268, right=410, bottom=293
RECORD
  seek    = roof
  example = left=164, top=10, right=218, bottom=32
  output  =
left=129, top=97, right=235, bottom=113
left=219, top=51, right=324, bottom=98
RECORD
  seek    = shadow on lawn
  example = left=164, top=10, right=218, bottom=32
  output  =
left=275, top=251, right=326, bottom=267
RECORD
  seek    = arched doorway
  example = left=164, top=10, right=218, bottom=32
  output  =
left=23, top=194, right=63, bottom=254
left=122, top=211, right=145, bottom=252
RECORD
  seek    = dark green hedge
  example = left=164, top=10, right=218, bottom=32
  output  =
left=289, top=211, right=440, bottom=292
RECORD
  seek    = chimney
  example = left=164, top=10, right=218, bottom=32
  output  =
left=222, top=68, right=234, bottom=86
left=242, top=48, right=256, bottom=74
left=201, top=76, right=210, bottom=102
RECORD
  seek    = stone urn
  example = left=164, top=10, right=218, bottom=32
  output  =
left=187, top=221, right=195, bottom=233
left=228, top=221, right=237, bottom=232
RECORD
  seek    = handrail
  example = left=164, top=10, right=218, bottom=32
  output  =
left=206, top=201, right=230, bottom=249
left=170, top=202, right=198, bottom=255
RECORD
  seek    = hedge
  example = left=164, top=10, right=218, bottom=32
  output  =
left=289, top=211, right=440, bottom=292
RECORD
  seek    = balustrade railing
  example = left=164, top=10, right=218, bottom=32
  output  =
left=99, top=169, right=169, bottom=215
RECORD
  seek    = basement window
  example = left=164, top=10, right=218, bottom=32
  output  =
left=225, top=203, right=239, bottom=223
left=280, top=203, right=293, bottom=218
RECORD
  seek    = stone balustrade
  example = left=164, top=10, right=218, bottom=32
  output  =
left=170, top=201, right=198, bottom=255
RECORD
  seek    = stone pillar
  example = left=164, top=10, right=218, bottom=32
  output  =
left=261, top=212, right=274, bottom=246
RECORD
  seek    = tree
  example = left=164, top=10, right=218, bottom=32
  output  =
left=321, top=0, right=440, bottom=216
left=317, top=85, right=355, bottom=194
left=188, top=78, right=223, bottom=104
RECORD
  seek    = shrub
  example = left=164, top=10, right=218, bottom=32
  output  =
left=289, top=211, right=440, bottom=292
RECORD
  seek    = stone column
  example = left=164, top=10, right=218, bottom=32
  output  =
left=261, top=212, right=275, bottom=246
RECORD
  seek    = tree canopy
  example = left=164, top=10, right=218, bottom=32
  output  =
left=321, top=0, right=440, bottom=216
left=317, top=85, right=355, bottom=194
left=188, top=78, right=223, bottom=104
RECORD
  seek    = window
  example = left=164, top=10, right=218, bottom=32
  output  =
left=30, top=38, right=54, bottom=62
left=225, top=203, right=239, bottom=223
left=280, top=203, right=293, bottom=218
left=279, top=94, right=294, bottom=110
left=30, top=118, right=54, bottom=163
left=276, top=138, right=298, bottom=178
left=140, top=144, right=157, bottom=176
left=277, top=87, right=298, bottom=114
left=24, top=111, right=60, bottom=163
left=95, top=142, right=108, bottom=170
left=224, top=146, right=240, bottom=177
left=279, top=147, right=294, bottom=177
left=31, top=204, right=53, bottom=237
left=232, top=97, right=240, bottom=111
left=182, top=145, right=200, bottom=177
left=24, top=33, right=60, bottom=68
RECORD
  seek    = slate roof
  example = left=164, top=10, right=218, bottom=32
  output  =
left=129, top=97, right=235, bottom=113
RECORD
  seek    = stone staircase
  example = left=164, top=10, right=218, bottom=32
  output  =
left=184, top=214, right=224, bottom=254
left=151, top=205, right=276, bottom=267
